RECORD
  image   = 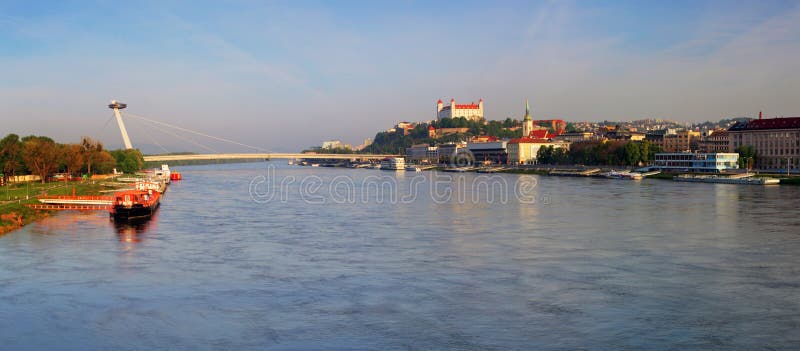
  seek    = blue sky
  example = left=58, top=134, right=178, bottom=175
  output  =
left=1, top=0, right=799, bottom=152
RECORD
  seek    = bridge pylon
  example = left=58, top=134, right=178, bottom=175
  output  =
left=108, top=100, right=133, bottom=150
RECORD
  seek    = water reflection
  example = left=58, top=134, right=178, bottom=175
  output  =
left=114, top=212, right=158, bottom=243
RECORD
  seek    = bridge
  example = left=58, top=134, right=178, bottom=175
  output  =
left=108, top=101, right=400, bottom=162
left=144, top=153, right=397, bottom=162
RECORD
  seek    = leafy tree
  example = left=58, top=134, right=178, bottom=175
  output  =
left=59, top=144, right=85, bottom=177
left=92, top=151, right=117, bottom=174
left=735, top=145, right=757, bottom=169
left=80, top=137, right=105, bottom=175
left=0, top=134, right=24, bottom=183
left=22, top=136, right=59, bottom=183
left=110, top=149, right=145, bottom=173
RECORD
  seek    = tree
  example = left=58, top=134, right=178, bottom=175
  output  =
left=624, top=142, right=641, bottom=166
left=0, top=134, right=24, bottom=183
left=735, top=145, right=757, bottom=169
left=92, top=151, right=117, bottom=174
left=80, top=137, right=104, bottom=175
left=110, top=149, right=145, bottom=174
left=22, top=136, right=59, bottom=183
left=59, top=144, right=85, bottom=177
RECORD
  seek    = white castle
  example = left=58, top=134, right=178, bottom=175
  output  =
left=436, top=98, right=484, bottom=121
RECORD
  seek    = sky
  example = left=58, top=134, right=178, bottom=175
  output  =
left=1, top=0, right=799, bottom=153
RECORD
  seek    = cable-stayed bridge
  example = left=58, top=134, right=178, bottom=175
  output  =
left=107, top=100, right=399, bottom=162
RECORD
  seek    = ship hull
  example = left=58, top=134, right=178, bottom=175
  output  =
left=112, top=201, right=160, bottom=221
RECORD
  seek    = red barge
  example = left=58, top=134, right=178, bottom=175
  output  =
left=110, top=181, right=163, bottom=221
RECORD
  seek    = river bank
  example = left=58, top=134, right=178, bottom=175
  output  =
left=0, top=181, right=113, bottom=235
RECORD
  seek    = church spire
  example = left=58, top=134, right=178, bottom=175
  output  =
left=524, top=98, right=532, bottom=121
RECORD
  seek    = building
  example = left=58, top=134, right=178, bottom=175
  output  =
left=606, top=130, right=646, bottom=141
left=437, top=142, right=468, bottom=164
left=554, top=132, right=596, bottom=143
left=405, top=144, right=438, bottom=163
left=532, top=119, right=567, bottom=134
left=699, top=129, right=730, bottom=153
left=395, top=122, right=417, bottom=135
left=728, top=115, right=800, bottom=170
left=354, top=138, right=373, bottom=151
left=661, top=130, right=701, bottom=152
left=654, top=153, right=739, bottom=172
left=437, top=98, right=484, bottom=121
left=507, top=137, right=569, bottom=165
left=467, top=140, right=508, bottom=165
left=428, top=126, right=469, bottom=138
left=522, top=99, right=534, bottom=137
left=321, top=140, right=344, bottom=149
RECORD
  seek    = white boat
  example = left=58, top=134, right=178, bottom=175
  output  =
left=604, top=170, right=643, bottom=180
left=310, top=163, right=320, bottom=167
left=380, top=157, right=406, bottom=171
left=405, top=166, right=421, bottom=172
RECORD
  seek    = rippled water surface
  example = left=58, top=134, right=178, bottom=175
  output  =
left=1, top=163, right=799, bottom=350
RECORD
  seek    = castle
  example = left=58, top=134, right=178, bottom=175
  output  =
left=436, top=98, right=484, bottom=121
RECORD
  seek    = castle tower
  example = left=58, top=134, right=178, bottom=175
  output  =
left=436, top=99, right=443, bottom=119
left=522, top=99, right=533, bottom=137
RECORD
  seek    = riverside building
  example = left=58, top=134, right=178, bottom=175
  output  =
left=653, top=153, right=739, bottom=172
left=728, top=115, right=800, bottom=171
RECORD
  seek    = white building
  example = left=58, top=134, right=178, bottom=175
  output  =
left=405, top=144, right=438, bottom=163
left=437, top=98, right=484, bottom=121
left=654, top=153, right=739, bottom=172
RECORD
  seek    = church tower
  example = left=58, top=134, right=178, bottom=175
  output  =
left=522, top=99, right=533, bottom=137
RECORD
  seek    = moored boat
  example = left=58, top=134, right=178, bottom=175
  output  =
left=380, top=157, right=406, bottom=171
left=110, top=189, right=160, bottom=221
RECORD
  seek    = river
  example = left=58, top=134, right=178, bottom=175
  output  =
left=1, top=162, right=798, bottom=350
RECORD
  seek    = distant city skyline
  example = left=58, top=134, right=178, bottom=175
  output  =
left=2, top=1, right=799, bottom=152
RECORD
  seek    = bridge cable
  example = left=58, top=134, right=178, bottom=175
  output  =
left=131, top=116, right=219, bottom=154
left=123, top=112, right=271, bottom=153
left=127, top=116, right=171, bottom=154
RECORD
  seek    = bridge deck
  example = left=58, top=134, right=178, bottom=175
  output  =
left=144, top=153, right=401, bottom=162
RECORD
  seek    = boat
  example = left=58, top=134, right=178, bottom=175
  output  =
left=405, top=165, right=422, bottom=172
left=170, top=170, right=182, bottom=181
left=380, top=157, right=406, bottom=171
left=288, top=160, right=295, bottom=165
left=154, top=164, right=171, bottom=184
left=110, top=189, right=160, bottom=221
left=310, top=163, right=320, bottom=167
left=673, top=174, right=780, bottom=185
left=603, top=170, right=643, bottom=180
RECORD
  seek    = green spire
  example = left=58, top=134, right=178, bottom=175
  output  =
left=524, top=99, right=531, bottom=121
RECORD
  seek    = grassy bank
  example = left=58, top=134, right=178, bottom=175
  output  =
left=0, top=180, right=113, bottom=235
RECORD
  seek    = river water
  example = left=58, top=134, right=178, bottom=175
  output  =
left=0, top=162, right=798, bottom=350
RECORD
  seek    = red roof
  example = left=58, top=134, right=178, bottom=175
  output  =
left=528, top=129, right=554, bottom=139
left=455, top=103, right=480, bottom=109
left=729, top=117, right=800, bottom=131
left=428, top=125, right=436, bottom=130
left=509, top=137, right=552, bottom=144
left=437, top=99, right=442, bottom=104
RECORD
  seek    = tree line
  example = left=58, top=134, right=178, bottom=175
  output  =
left=536, top=140, right=662, bottom=166
left=0, top=134, right=145, bottom=183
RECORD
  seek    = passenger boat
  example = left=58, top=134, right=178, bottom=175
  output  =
left=405, top=165, right=422, bottom=172
left=380, top=157, right=406, bottom=171
left=110, top=189, right=160, bottom=221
